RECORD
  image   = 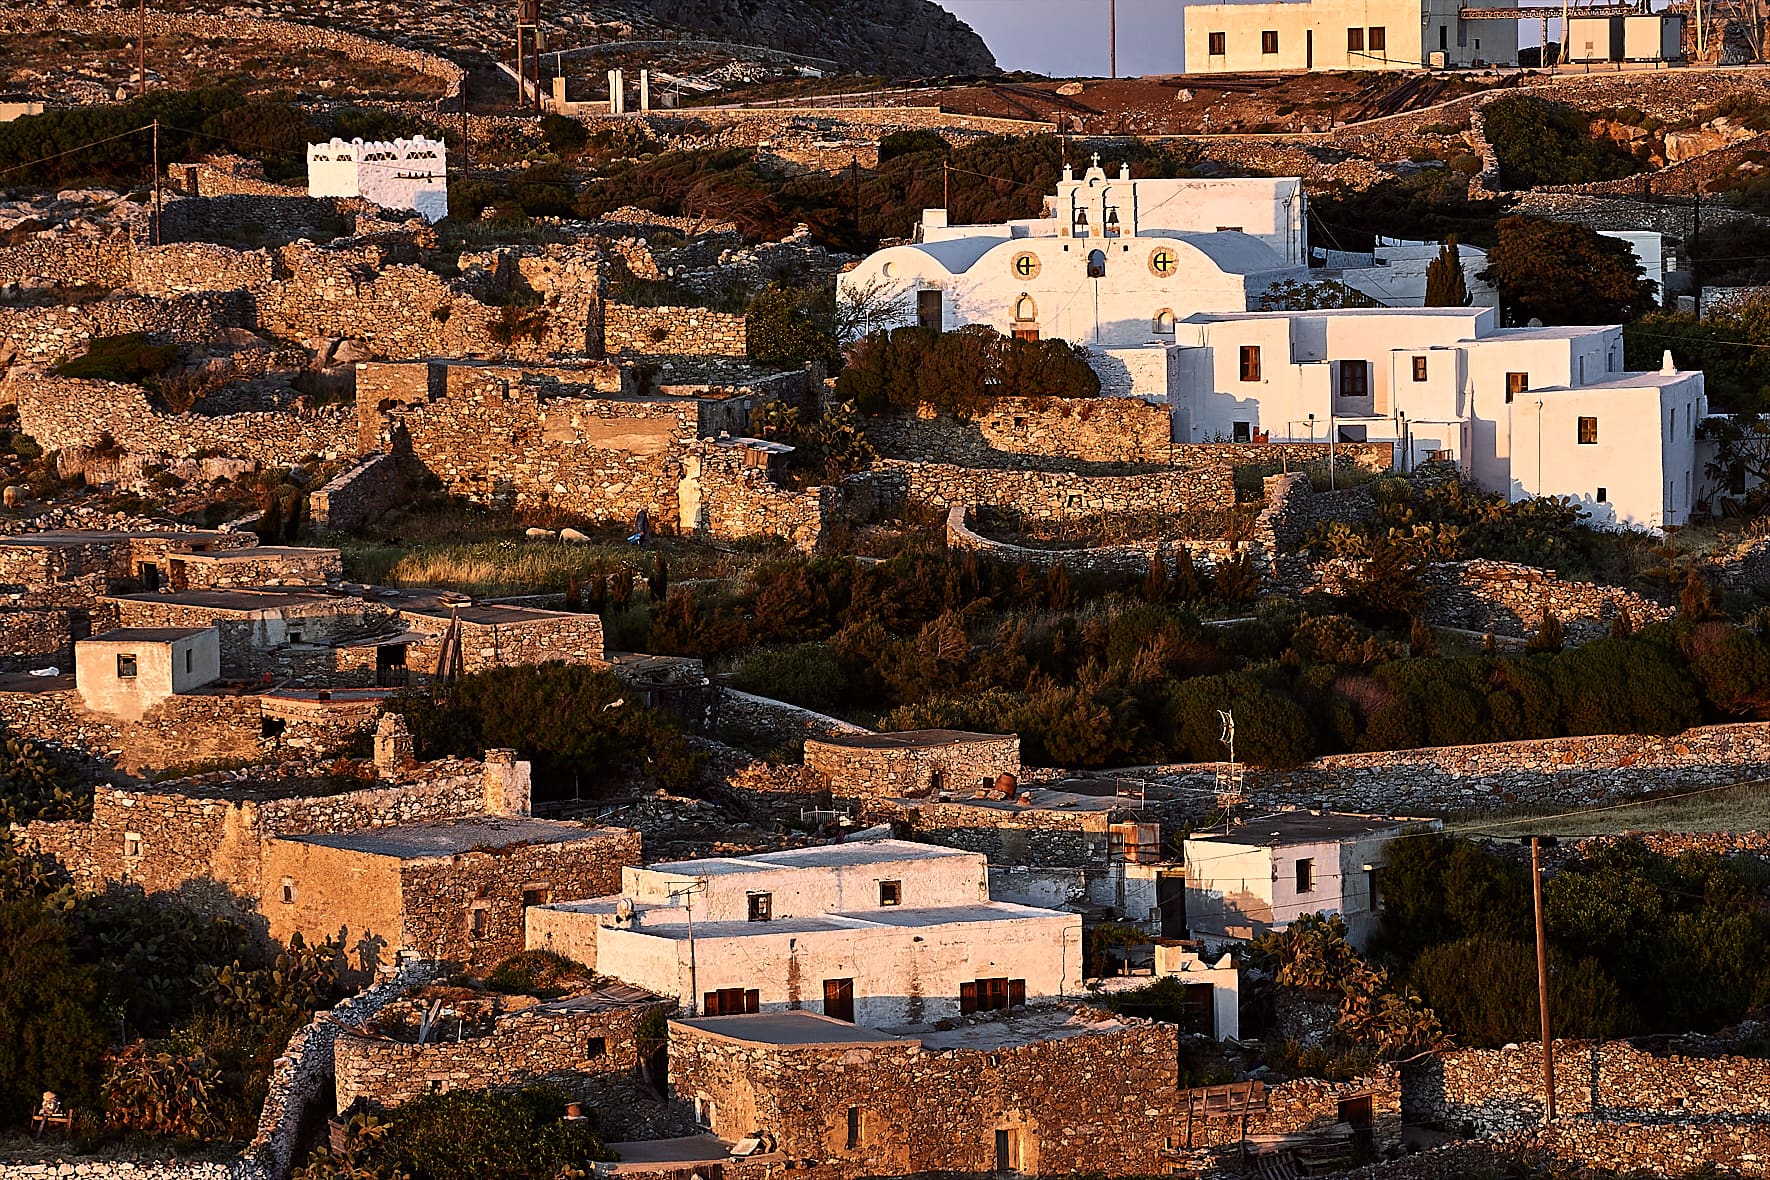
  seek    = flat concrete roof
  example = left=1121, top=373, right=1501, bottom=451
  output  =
left=621, top=903, right=1067, bottom=942
left=1189, top=811, right=1431, bottom=848
left=402, top=603, right=579, bottom=626
left=284, top=816, right=620, bottom=860
left=603, top=1136, right=737, bottom=1172
left=901, top=787, right=1128, bottom=814
left=808, top=728, right=1012, bottom=750
left=0, top=529, right=237, bottom=547
left=109, top=588, right=352, bottom=612
left=83, top=626, right=213, bottom=644
left=673, top=1011, right=902, bottom=1046
left=646, top=839, right=972, bottom=877
left=904, top=1006, right=1133, bottom=1052
left=177, top=545, right=340, bottom=563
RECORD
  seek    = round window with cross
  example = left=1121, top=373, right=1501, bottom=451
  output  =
left=1011, top=251, right=1041, bottom=280
left=1148, top=247, right=1178, bottom=278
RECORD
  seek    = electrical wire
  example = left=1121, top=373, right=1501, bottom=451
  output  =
left=0, top=125, right=157, bottom=180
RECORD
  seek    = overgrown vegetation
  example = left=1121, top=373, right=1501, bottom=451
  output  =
left=0, top=832, right=345, bottom=1138
left=1479, top=216, right=1659, bottom=325
left=1482, top=95, right=1644, bottom=190
left=836, top=325, right=1100, bottom=418
left=1377, top=834, right=1770, bottom=1042
left=384, top=664, right=703, bottom=799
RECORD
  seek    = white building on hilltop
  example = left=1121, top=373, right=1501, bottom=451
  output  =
left=307, top=136, right=448, bottom=223
left=838, top=163, right=1307, bottom=350
left=1179, top=0, right=1519, bottom=72
left=1170, top=305, right=1706, bottom=529
left=526, top=840, right=1082, bottom=1028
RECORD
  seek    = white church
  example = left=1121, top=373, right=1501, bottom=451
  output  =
left=837, top=160, right=1706, bottom=532
left=306, top=135, right=449, bottom=223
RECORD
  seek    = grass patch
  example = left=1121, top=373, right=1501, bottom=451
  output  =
left=1445, top=780, right=1770, bottom=835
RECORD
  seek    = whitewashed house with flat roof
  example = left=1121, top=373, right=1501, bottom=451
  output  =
left=307, top=136, right=448, bottom=223
left=1184, top=812, right=1441, bottom=950
left=1179, top=0, right=1519, bottom=72
left=526, top=839, right=1082, bottom=1027
left=1171, top=306, right=1707, bottom=529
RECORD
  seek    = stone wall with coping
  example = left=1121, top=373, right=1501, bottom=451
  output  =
left=803, top=731, right=1021, bottom=799
left=0, top=292, right=249, bottom=369
left=604, top=304, right=748, bottom=357
left=864, top=398, right=1176, bottom=468
left=946, top=504, right=1248, bottom=578
left=131, top=242, right=277, bottom=297
left=867, top=458, right=1235, bottom=517
left=250, top=960, right=443, bottom=1180
left=1405, top=1039, right=1770, bottom=1136
left=1142, top=719, right=1770, bottom=813
left=309, top=453, right=407, bottom=534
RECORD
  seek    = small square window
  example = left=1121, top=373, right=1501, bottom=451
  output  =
left=184, top=649, right=193, bottom=675
left=428, top=1079, right=445, bottom=1094
left=1369, top=25, right=1386, bottom=50
left=1507, top=372, right=1528, bottom=403
left=1347, top=26, right=1364, bottom=50
left=523, top=886, right=551, bottom=908
left=117, top=654, right=138, bottom=678
left=1261, top=29, right=1279, bottom=53
left=1239, top=345, right=1261, bottom=382
left=1232, top=421, right=1252, bottom=444
left=123, top=832, right=142, bottom=858
left=748, top=892, right=773, bottom=922
left=1578, top=416, right=1599, bottom=445
left=1597, top=487, right=1608, bottom=503
left=1296, top=857, right=1316, bottom=893
left=587, top=1036, right=607, bottom=1058
left=1208, top=31, right=1226, bottom=54
left=470, top=906, right=490, bottom=938
left=281, top=877, right=295, bottom=904
left=1412, top=356, right=1429, bottom=382
left=879, top=880, right=902, bottom=907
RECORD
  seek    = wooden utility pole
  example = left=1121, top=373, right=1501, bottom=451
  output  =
left=150, top=119, right=162, bottom=245
left=1530, top=835, right=1557, bottom=1123
left=1109, top=0, right=1118, bottom=78
left=943, top=159, right=950, bottom=212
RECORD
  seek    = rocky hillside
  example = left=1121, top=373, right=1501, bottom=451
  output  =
left=632, top=0, right=998, bottom=77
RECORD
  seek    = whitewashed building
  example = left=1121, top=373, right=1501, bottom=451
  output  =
left=838, top=163, right=1307, bottom=350
left=526, top=840, right=1082, bottom=1027
left=306, top=136, right=448, bottom=223
left=1179, top=0, right=1520, bottom=72
left=1168, top=306, right=1707, bottom=529
left=1183, top=812, right=1440, bottom=950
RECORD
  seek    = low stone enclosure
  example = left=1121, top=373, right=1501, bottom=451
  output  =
left=1135, top=718, right=1770, bottom=814
left=333, top=983, right=676, bottom=1138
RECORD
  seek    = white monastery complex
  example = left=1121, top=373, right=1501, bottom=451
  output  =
left=306, top=135, right=449, bottom=223
left=839, top=161, right=1707, bottom=531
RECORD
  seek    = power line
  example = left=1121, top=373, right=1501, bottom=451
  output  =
left=0, top=125, right=156, bottom=180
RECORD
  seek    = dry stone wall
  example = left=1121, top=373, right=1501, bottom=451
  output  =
left=1145, top=719, right=1770, bottom=813
left=868, top=458, right=1234, bottom=518
left=946, top=505, right=1248, bottom=579
left=688, top=440, right=831, bottom=552
left=0, top=292, right=248, bottom=368
left=333, top=997, right=669, bottom=1118
left=604, top=303, right=748, bottom=357
left=865, top=398, right=1175, bottom=468
left=803, top=731, right=1020, bottom=799
left=1406, top=1039, right=1770, bottom=1134
left=0, top=234, right=133, bottom=289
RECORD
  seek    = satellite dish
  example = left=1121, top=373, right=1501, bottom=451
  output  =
left=616, top=898, right=635, bottom=920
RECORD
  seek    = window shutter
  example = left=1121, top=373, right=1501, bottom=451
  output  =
left=703, top=991, right=719, bottom=1016
left=960, top=982, right=978, bottom=1014
left=1009, top=979, right=1027, bottom=1009
left=744, top=989, right=760, bottom=1014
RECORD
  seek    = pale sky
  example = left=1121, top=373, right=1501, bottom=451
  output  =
left=938, top=0, right=1538, bottom=77
left=940, top=0, right=1184, bottom=78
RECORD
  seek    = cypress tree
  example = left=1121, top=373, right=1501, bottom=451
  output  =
left=1425, top=235, right=1471, bottom=307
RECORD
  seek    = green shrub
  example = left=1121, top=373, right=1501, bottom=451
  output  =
left=53, top=334, right=180, bottom=384
left=1483, top=95, right=1643, bottom=189
left=731, top=643, right=849, bottom=708
left=370, top=1085, right=611, bottom=1180
left=484, top=950, right=579, bottom=997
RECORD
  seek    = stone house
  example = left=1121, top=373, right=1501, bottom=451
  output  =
left=75, top=625, right=220, bottom=720
left=397, top=603, right=606, bottom=677
left=668, top=1006, right=1400, bottom=1174
left=332, top=981, right=671, bottom=1128
left=1183, top=811, right=1440, bottom=949
left=526, top=839, right=1081, bottom=1027
left=107, top=587, right=400, bottom=679
left=264, top=811, right=637, bottom=971
left=879, top=783, right=1174, bottom=931
left=803, top=729, right=1021, bottom=801
left=12, top=746, right=641, bottom=971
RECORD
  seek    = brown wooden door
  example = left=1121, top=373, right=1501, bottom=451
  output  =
left=823, top=978, right=855, bottom=1023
